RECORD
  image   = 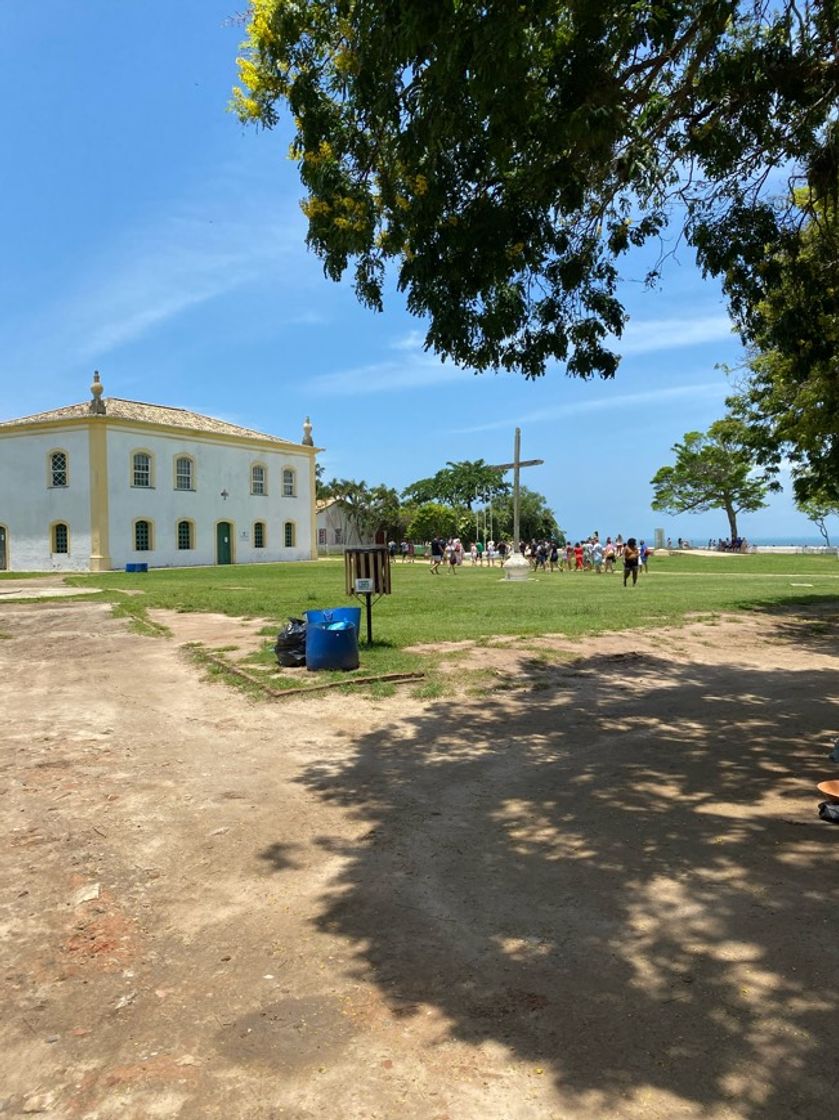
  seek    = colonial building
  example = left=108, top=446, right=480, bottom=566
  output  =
left=0, top=373, right=320, bottom=572
left=315, top=498, right=368, bottom=555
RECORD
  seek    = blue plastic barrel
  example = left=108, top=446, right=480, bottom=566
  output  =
left=305, top=606, right=362, bottom=634
left=306, top=621, right=359, bottom=671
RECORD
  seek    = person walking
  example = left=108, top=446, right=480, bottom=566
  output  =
left=604, top=537, right=616, bottom=573
left=447, top=539, right=458, bottom=574
left=429, top=536, right=443, bottom=574
left=592, top=539, right=604, bottom=573
left=639, top=540, right=650, bottom=574
left=623, top=537, right=640, bottom=586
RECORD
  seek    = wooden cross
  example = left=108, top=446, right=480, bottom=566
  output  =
left=488, top=428, right=544, bottom=550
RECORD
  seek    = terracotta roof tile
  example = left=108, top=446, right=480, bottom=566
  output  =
left=0, top=398, right=299, bottom=445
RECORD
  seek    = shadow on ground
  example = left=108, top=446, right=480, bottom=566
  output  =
left=740, top=597, right=839, bottom=658
left=260, top=617, right=839, bottom=1117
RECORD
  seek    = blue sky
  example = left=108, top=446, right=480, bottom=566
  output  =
left=0, top=1, right=826, bottom=544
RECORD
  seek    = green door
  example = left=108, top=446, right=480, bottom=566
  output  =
left=216, top=522, right=232, bottom=565
left=0, top=525, right=6, bottom=570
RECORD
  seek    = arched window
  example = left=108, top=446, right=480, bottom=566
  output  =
left=253, top=521, right=265, bottom=549
left=282, top=468, right=296, bottom=497
left=52, top=522, right=69, bottom=554
left=49, top=451, right=68, bottom=488
left=134, top=519, right=152, bottom=551
left=175, top=456, right=194, bottom=491
left=132, top=452, right=152, bottom=488
left=177, top=520, right=193, bottom=550
left=284, top=521, right=296, bottom=548
left=251, top=463, right=266, bottom=495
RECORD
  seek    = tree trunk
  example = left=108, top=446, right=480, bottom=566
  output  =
left=725, top=503, right=738, bottom=541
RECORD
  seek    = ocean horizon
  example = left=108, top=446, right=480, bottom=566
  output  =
left=670, top=535, right=834, bottom=548
left=748, top=536, right=832, bottom=547
left=654, top=535, right=837, bottom=548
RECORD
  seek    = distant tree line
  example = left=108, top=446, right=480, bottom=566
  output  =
left=317, top=459, right=562, bottom=544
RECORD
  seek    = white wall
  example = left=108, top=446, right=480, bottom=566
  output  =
left=0, top=428, right=91, bottom=571
left=105, top=427, right=314, bottom=568
left=316, top=503, right=368, bottom=554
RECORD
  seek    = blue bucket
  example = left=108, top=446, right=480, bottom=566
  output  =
left=306, top=621, right=359, bottom=672
left=305, top=606, right=362, bottom=634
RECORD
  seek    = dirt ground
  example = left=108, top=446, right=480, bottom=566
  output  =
left=2, top=583, right=839, bottom=1120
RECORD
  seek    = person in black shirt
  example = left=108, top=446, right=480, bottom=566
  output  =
left=623, top=537, right=640, bottom=586
left=429, top=537, right=443, bottom=574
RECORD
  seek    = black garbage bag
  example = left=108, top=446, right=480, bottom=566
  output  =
left=275, top=617, right=307, bottom=667
left=818, top=801, right=839, bottom=824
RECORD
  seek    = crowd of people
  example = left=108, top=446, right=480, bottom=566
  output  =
left=426, top=536, right=512, bottom=573
left=709, top=537, right=749, bottom=552
left=420, top=532, right=652, bottom=586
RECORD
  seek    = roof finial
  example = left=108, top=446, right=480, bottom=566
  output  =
left=89, top=370, right=106, bottom=415
left=302, top=416, right=313, bottom=446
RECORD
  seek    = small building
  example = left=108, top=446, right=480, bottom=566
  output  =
left=0, top=373, right=320, bottom=572
left=315, top=498, right=369, bottom=555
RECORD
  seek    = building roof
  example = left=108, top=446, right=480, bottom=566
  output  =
left=0, top=397, right=300, bottom=445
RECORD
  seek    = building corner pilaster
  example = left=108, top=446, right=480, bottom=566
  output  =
left=309, top=450, right=318, bottom=560
left=88, top=418, right=111, bottom=571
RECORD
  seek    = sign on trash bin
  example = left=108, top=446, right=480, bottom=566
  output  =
left=354, top=577, right=374, bottom=593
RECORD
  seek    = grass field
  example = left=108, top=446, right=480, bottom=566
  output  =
left=0, top=554, right=815, bottom=696
left=57, top=552, right=839, bottom=646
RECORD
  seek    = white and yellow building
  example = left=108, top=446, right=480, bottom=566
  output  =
left=315, top=498, right=369, bottom=555
left=0, top=373, right=320, bottom=572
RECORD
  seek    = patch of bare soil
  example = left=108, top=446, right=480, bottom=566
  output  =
left=1, top=597, right=838, bottom=1120
left=148, top=609, right=272, bottom=655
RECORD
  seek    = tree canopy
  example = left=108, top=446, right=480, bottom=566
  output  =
left=650, top=417, right=776, bottom=540
left=490, top=487, right=563, bottom=543
left=234, top=2, right=838, bottom=379
left=404, top=501, right=459, bottom=542
left=319, top=461, right=557, bottom=543
left=319, top=477, right=404, bottom=538
left=401, top=459, right=510, bottom=509
left=796, top=488, right=839, bottom=547
left=725, top=190, right=839, bottom=503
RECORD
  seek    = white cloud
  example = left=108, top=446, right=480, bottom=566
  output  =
left=309, top=351, right=466, bottom=395
left=389, top=329, right=427, bottom=351
left=4, top=167, right=310, bottom=384
left=616, top=313, right=735, bottom=355
left=66, top=213, right=298, bottom=361
left=451, top=382, right=727, bottom=435
left=314, top=310, right=737, bottom=399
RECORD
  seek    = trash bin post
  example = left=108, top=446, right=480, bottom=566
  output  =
left=363, top=592, right=373, bottom=646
